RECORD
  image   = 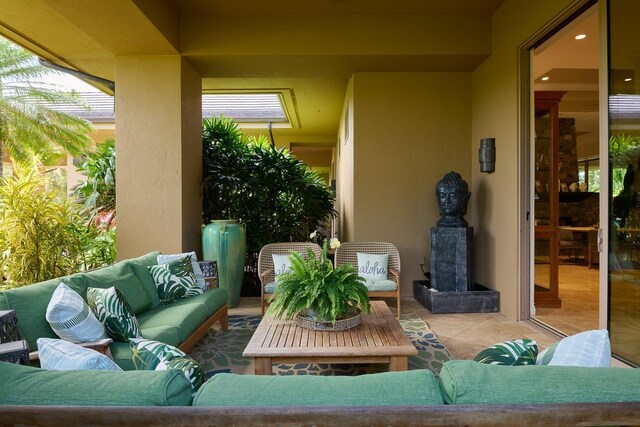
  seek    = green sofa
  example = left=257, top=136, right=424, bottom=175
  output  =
left=0, top=360, right=639, bottom=425
left=0, top=252, right=228, bottom=369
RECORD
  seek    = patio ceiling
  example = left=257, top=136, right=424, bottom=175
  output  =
left=0, top=0, right=504, bottom=137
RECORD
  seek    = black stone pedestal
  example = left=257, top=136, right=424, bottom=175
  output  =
left=430, top=227, right=473, bottom=292
left=413, top=280, right=499, bottom=314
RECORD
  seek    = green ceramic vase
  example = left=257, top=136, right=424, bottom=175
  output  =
left=202, top=220, right=246, bottom=308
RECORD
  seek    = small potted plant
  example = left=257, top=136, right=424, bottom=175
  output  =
left=268, top=242, right=370, bottom=330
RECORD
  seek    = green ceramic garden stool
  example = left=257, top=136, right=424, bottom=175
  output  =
left=202, top=220, right=246, bottom=308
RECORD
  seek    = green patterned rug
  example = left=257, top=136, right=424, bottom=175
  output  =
left=189, top=313, right=453, bottom=379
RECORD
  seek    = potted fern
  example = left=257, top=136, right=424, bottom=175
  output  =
left=268, top=242, right=370, bottom=330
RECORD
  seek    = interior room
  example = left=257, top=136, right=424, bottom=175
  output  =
left=531, top=4, right=600, bottom=336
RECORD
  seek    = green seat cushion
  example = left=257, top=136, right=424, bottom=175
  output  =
left=0, top=275, right=86, bottom=351
left=0, top=362, right=192, bottom=406
left=193, top=370, right=444, bottom=406
left=137, top=300, right=209, bottom=342
left=82, top=262, right=152, bottom=315
left=364, top=279, right=397, bottom=292
left=141, top=325, right=183, bottom=347
left=127, top=251, right=161, bottom=310
left=110, top=341, right=135, bottom=370
left=193, top=288, right=228, bottom=314
left=439, top=360, right=640, bottom=404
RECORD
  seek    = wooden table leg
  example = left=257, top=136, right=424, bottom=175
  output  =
left=389, top=356, right=408, bottom=371
left=254, top=357, right=273, bottom=375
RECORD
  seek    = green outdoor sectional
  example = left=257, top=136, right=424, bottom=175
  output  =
left=1, top=359, right=640, bottom=425
left=0, top=253, right=639, bottom=425
left=0, top=251, right=229, bottom=369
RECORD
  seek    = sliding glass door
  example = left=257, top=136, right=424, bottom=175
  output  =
left=608, top=0, right=640, bottom=365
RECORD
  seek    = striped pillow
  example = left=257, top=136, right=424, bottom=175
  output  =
left=46, top=282, right=107, bottom=343
left=37, top=338, right=121, bottom=371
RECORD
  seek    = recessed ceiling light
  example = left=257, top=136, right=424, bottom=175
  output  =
left=625, top=78, right=633, bottom=82
left=575, top=34, right=587, bottom=40
left=541, top=76, right=550, bottom=81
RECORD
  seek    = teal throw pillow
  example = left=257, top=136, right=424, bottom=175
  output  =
left=356, top=253, right=388, bottom=281
left=87, top=286, right=141, bottom=342
left=37, top=338, right=121, bottom=371
left=148, top=255, right=203, bottom=304
left=130, top=338, right=204, bottom=395
left=473, top=338, right=538, bottom=366
left=46, top=282, right=107, bottom=343
left=272, top=254, right=294, bottom=282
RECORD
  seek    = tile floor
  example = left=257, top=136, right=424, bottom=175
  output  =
left=231, top=297, right=560, bottom=360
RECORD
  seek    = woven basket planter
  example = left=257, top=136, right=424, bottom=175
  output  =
left=296, top=308, right=362, bottom=331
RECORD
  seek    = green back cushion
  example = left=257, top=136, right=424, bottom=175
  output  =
left=0, top=362, right=192, bottom=406
left=439, top=360, right=640, bottom=404
left=127, top=251, right=161, bottom=309
left=0, top=275, right=86, bottom=351
left=193, top=370, right=444, bottom=406
left=82, top=261, right=151, bottom=315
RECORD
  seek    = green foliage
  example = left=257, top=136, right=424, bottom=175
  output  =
left=0, top=165, right=116, bottom=288
left=79, top=226, right=116, bottom=271
left=268, top=243, right=370, bottom=323
left=0, top=167, right=85, bottom=287
left=202, top=115, right=336, bottom=254
left=72, top=139, right=116, bottom=227
left=0, top=37, right=92, bottom=167
left=609, top=134, right=640, bottom=197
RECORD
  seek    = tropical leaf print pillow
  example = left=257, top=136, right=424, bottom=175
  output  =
left=473, top=338, right=538, bottom=366
left=87, top=287, right=141, bottom=342
left=148, top=255, right=203, bottom=304
left=130, top=338, right=204, bottom=394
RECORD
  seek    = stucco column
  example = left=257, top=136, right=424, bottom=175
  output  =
left=115, top=55, right=202, bottom=260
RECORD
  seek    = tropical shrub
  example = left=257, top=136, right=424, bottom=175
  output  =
left=0, top=167, right=86, bottom=287
left=202, top=116, right=336, bottom=255
left=73, top=138, right=116, bottom=228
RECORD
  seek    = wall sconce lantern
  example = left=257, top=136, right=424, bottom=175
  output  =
left=479, top=138, right=496, bottom=173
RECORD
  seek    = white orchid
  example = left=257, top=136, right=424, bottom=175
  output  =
left=310, top=231, right=317, bottom=239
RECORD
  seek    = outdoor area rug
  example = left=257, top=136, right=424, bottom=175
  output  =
left=189, top=313, right=453, bottom=379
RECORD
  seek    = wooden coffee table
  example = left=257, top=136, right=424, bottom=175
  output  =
left=243, top=301, right=418, bottom=375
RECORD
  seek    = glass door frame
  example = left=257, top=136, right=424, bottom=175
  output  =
left=517, top=0, right=605, bottom=324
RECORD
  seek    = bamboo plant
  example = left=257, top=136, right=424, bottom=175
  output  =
left=268, top=242, right=370, bottom=323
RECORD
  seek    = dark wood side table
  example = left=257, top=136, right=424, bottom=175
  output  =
left=0, top=310, right=21, bottom=343
left=0, top=340, right=29, bottom=365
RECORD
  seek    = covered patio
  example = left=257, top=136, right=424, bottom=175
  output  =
left=2, top=1, right=640, bottom=425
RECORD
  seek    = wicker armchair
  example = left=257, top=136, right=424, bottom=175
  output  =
left=257, top=242, right=322, bottom=314
left=334, top=241, right=401, bottom=318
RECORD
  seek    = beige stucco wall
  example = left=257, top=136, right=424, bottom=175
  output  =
left=470, top=0, right=576, bottom=320
left=350, top=72, right=472, bottom=296
left=337, top=78, right=355, bottom=242
left=115, top=55, right=202, bottom=260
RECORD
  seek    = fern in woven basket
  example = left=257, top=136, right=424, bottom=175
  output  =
left=268, top=242, right=370, bottom=323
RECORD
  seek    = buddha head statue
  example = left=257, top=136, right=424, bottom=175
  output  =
left=435, top=171, right=470, bottom=228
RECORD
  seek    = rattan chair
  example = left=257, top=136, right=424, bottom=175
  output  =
left=334, top=241, right=401, bottom=318
left=257, top=242, right=322, bottom=314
